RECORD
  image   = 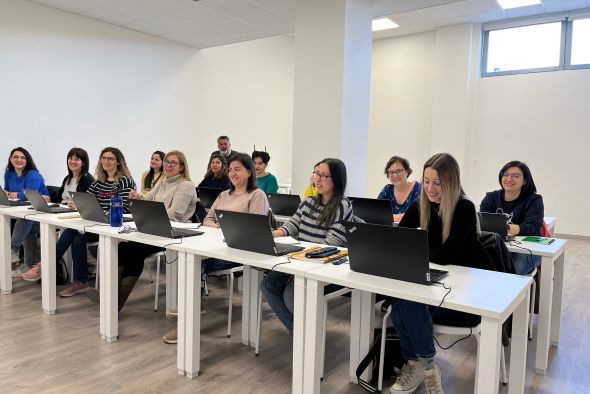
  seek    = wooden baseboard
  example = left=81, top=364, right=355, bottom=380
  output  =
left=555, top=233, right=590, bottom=241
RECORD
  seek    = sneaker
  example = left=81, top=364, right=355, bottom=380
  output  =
left=11, top=251, right=20, bottom=263
left=59, top=281, right=89, bottom=297
left=166, top=307, right=178, bottom=320
left=424, top=364, right=444, bottom=394
left=11, top=264, right=29, bottom=278
left=22, top=262, right=42, bottom=282
left=390, top=360, right=424, bottom=394
left=162, top=328, right=177, bottom=344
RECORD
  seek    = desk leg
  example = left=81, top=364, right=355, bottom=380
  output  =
left=178, top=252, right=201, bottom=379
left=40, top=223, right=56, bottom=315
left=535, top=255, right=555, bottom=374
left=509, top=290, right=530, bottom=394
left=99, top=235, right=119, bottom=342
left=550, top=251, right=565, bottom=346
left=249, top=267, right=263, bottom=347
left=293, top=275, right=306, bottom=394
left=349, top=290, right=375, bottom=383
left=242, top=266, right=252, bottom=346
left=303, top=278, right=323, bottom=394
left=0, top=214, right=12, bottom=294
left=476, top=317, right=501, bottom=394
left=166, top=250, right=178, bottom=311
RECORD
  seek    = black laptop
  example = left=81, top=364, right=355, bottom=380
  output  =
left=267, top=193, right=301, bottom=216
left=216, top=210, right=305, bottom=256
left=0, top=186, right=31, bottom=207
left=130, top=199, right=203, bottom=239
left=23, top=189, right=76, bottom=214
left=196, top=187, right=224, bottom=209
left=349, top=197, right=393, bottom=226
left=479, top=212, right=512, bottom=241
left=343, top=222, right=448, bottom=285
left=71, top=192, right=133, bottom=224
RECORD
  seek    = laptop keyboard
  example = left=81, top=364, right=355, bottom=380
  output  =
left=171, top=228, right=203, bottom=238
left=430, top=268, right=449, bottom=283
left=275, top=243, right=305, bottom=255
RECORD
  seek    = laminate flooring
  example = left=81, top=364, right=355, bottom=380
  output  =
left=1, top=237, right=588, bottom=393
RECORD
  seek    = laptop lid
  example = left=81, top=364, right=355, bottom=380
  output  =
left=267, top=193, right=301, bottom=216
left=71, top=192, right=109, bottom=223
left=479, top=212, right=508, bottom=239
left=344, top=222, right=431, bottom=285
left=348, top=197, right=393, bottom=226
left=23, top=189, right=53, bottom=213
left=216, top=210, right=282, bottom=256
left=130, top=199, right=179, bottom=238
left=196, top=187, right=224, bottom=209
left=0, top=186, right=13, bottom=206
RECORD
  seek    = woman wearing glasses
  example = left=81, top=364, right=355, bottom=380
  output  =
left=377, top=156, right=421, bottom=223
left=480, top=160, right=544, bottom=275
left=260, top=158, right=353, bottom=335
left=389, top=153, right=493, bottom=394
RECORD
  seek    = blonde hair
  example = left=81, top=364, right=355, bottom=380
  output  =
left=95, top=147, right=131, bottom=183
left=165, top=150, right=191, bottom=181
left=419, top=153, right=465, bottom=243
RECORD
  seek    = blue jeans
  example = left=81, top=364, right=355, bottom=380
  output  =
left=260, top=272, right=294, bottom=336
left=56, top=229, right=89, bottom=282
left=11, top=219, right=40, bottom=267
left=511, top=252, right=541, bottom=275
left=201, top=258, right=240, bottom=289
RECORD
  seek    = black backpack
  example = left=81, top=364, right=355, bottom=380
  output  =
left=37, top=258, right=70, bottom=286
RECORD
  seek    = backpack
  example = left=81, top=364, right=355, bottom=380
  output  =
left=355, top=326, right=407, bottom=393
left=56, top=257, right=70, bottom=285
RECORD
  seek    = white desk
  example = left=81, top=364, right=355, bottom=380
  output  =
left=544, top=216, right=556, bottom=237
left=304, top=263, right=533, bottom=394
left=508, top=236, right=567, bottom=375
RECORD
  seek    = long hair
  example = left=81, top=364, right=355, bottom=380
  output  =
left=228, top=153, right=258, bottom=194
left=204, top=153, right=228, bottom=180
left=6, top=147, right=38, bottom=175
left=95, top=147, right=131, bottom=183
left=313, top=158, right=347, bottom=229
left=66, top=147, right=90, bottom=183
left=144, top=150, right=164, bottom=191
left=419, top=153, right=465, bottom=243
left=165, top=150, right=191, bottom=181
left=498, top=160, right=537, bottom=197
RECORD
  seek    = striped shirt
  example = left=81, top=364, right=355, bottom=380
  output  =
left=280, top=196, right=352, bottom=246
left=86, top=175, right=136, bottom=213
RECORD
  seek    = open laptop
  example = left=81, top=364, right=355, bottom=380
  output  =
left=196, top=187, right=224, bottom=209
left=348, top=197, right=393, bottom=226
left=216, top=210, right=305, bottom=256
left=479, top=212, right=512, bottom=241
left=71, top=192, right=132, bottom=224
left=343, top=222, right=448, bottom=285
left=130, top=199, right=203, bottom=239
left=267, top=193, right=301, bottom=216
left=23, top=189, right=76, bottom=213
left=0, top=186, right=31, bottom=207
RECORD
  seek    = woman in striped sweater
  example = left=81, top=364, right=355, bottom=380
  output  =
left=260, top=158, right=352, bottom=335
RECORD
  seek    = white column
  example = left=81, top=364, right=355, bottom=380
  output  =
left=292, top=0, right=373, bottom=197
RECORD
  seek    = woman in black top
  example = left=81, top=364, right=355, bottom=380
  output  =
left=198, top=153, right=230, bottom=190
left=51, top=147, right=94, bottom=204
left=389, top=153, right=492, bottom=394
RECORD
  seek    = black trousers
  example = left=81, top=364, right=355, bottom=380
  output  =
left=118, top=241, right=164, bottom=278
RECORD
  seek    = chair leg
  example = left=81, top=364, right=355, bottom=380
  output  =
left=154, top=255, right=161, bottom=312
left=95, top=254, right=99, bottom=290
left=378, top=306, right=392, bottom=392
left=255, top=290, right=263, bottom=355
left=474, top=333, right=480, bottom=387
left=501, top=344, right=508, bottom=384
left=529, top=278, right=536, bottom=340
left=227, top=273, right=234, bottom=337
left=320, top=300, right=328, bottom=380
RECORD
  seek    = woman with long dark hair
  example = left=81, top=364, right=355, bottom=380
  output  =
left=198, top=153, right=230, bottom=190
left=140, top=151, right=164, bottom=195
left=51, top=147, right=94, bottom=204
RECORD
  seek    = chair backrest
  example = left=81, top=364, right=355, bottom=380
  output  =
left=478, top=231, right=514, bottom=274
left=47, top=185, right=61, bottom=203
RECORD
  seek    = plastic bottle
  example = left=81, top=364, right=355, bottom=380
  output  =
left=110, top=194, right=123, bottom=227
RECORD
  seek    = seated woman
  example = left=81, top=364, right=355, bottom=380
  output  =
left=389, top=153, right=493, bottom=394
left=50, top=147, right=95, bottom=205
left=5, top=147, right=49, bottom=278
left=140, top=150, right=165, bottom=196
left=162, top=153, right=269, bottom=344
left=480, top=160, right=544, bottom=275
left=303, top=162, right=321, bottom=198
left=252, top=150, right=279, bottom=193
left=197, top=153, right=230, bottom=190
left=260, top=158, right=352, bottom=335
left=377, top=155, right=421, bottom=223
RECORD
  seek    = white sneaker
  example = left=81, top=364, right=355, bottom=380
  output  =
left=11, top=264, right=29, bottom=278
left=424, top=364, right=444, bottom=394
left=11, top=251, right=20, bottom=263
left=390, top=360, right=425, bottom=394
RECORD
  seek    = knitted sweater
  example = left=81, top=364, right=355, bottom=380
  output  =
left=204, top=188, right=269, bottom=228
left=4, top=169, right=49, bottom=200
left=144, top=175, right=197, bottom=222
left=86, top=175, right=136, bottom=213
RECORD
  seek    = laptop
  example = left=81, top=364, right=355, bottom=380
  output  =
left=343, top=222, right=448, bottom=285
left=216, top=210, right=305, bottom=256
left=479, top=212, right=512, bottom=241
left=348, top=197, right=393, bottom=226
left=23, top=189, right=77, bottom=214
left=196, top=187, right=224, bottom=209
left=71, top=192, right=133, bottom=224
left=0, top=186, right=31, bottom=207
left=267, top=193, right=301, bottom=216
left=130, top=199, right=203, bottom=239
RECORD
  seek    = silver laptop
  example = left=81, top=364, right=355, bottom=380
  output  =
left=0, top=186, right=31, bottom=207
left=23, top=189, right=76, bottom=214
left=71, top=192, right=132, bottom=224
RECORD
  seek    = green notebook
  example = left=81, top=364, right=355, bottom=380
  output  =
left=521, top=236, right=555, bottom=245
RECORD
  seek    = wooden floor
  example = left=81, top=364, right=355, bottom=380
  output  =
left=1, top=237, right=588, bottom=393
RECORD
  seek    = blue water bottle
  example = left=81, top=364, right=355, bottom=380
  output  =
left=110, top=194, right=123, bottom=227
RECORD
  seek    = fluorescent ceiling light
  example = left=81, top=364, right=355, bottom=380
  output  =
left=496, top=0, right=541, bottom=9
left=372, top=18, right=399, bottom=31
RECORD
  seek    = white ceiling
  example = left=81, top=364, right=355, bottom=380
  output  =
left=28, top=0, right=590, bottom=48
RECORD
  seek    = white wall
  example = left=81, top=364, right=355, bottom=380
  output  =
left=0, top=0, right=294, bottom=188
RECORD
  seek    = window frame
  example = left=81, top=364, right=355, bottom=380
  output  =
left=564, top=17, right=590, bottom=71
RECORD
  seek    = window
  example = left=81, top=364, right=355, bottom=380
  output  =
left=482, top=15, right=590, bottom=76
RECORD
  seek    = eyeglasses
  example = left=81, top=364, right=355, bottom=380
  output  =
left=312, top=171, right=331, bottom=180
left=501, top=172, right=522, bottom=179
left=164, top=160, right=179, bottom=167
left=11, top=155, right=26, bottom=161
left=387, top=169, right=405, bottom=176
left=100, top=156, right=116, bottom=162
left=422, top=178, right=441, bottom=187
